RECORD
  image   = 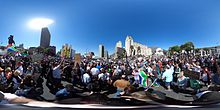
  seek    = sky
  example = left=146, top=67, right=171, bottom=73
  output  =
left=0, top=0, right=220, bottom=55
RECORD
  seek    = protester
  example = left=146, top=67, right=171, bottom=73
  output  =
left=177, top=71, right=188, bottom=90
left=162, top=65, right=173, bottom=91
left=1, top=36, right=220, bottom=105
left=113, top=75, right=130, bottom=97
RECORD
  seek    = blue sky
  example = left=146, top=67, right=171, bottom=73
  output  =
left=0, top=0, right=220, bottom=55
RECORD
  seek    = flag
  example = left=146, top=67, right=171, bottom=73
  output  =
left=7, top=44, right=18, bottom=53
left=139, top=70, right=148, bottom=87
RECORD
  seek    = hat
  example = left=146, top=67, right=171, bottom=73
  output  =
left=14, top=70, right=21, bottom=76
left=166, top=65, right=170, bottom=69
left=121, top=75, right=126, bottom=78
left=5, top=67, right=11, bottom=72
left=0, top=67, right=4, bottom=71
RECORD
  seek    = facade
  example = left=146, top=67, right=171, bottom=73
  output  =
left=116, top=41, right=122, bottom=48
left=61, top=44, right=74, bottom=59
left=125, top=36, right=152, bottom=56
left=115, top=41, right=123, bottom=58
left=196, top=46, right=220, bottom=57
left=115, top=47, right=126, bottom=59
left=40, top=27, right=51, bottom=48
left=99, top=44, right=104, bottom=58
left=104, top=50, right=109, bottom=59
left=71, top=49, right=76, bottom=59
left=155, top=48, right=164, bottom=56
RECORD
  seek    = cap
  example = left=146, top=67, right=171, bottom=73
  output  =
left=5, top=67, right=11, bottom=72
left=166, top=65, right=170, bottom=69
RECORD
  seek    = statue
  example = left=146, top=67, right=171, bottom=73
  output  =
left=8, top=35, right=15, bottom=45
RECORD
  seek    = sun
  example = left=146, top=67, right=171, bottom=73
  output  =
left=28, top=18, right=54, bottom=30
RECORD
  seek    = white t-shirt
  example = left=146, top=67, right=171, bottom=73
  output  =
left=202, top=73, right=208, bottom=82
left=83, top=73, right=91, bottom=84
left=16, top=66, right=24, bottom=76
left=98, top=73, right=104, bottom=80
left=132, top=71, right=140, bottom=81
left=91, top=67, right=100, bottom=76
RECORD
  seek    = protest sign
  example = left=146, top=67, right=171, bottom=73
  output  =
left=74, top=53, right=81, bottom=65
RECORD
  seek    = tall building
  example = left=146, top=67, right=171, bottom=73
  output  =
left=116, top=41, right=122, bottom=48
left=99, top=44, right=104, bottom=58
left=104, top=50, right=109, bottom=59
left=125, top=36, right=134, bottom=56
left=125, top=35, right=152, bottom=56
left=40, top=27, right=51, bottom=48
left=115, top=41, right=124, bottom=58
left=70, top=49, right=76, bottom=59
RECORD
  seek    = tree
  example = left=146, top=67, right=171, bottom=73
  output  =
left=36, top=46, right=44, bottom=53
left=180, top=42, right=194, bottom=53
left=44, top=47, right=55, bottom=56
left=169, top=45, right=181, bottom=53
left=195, top=48, right=200, bottom=53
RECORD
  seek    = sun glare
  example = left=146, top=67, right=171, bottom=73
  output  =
left=28, top=18, right=54, bottom=30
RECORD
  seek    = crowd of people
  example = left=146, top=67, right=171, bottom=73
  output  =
left=0, top=52, right=220, bottom=102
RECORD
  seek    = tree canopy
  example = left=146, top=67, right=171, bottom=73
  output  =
left=169, top=42, right=195, bottom=54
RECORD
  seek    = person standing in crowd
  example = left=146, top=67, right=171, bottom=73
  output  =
left=162, top=65, right=173, bottom=91
left=0, top=67, right=7, bottom=91
left=52, top=59, right=64, bottom=88
left=90, top=63, right=100, bottom=76
left=16, top=62, right=24, bottom=78
left=202, top=67, right=211, bottom=86
left=0, top=56, right=6, bottom=70
left=113, top=75, right=130, bottom=97
left=25, top=65, right=33, bottom=76
left=11, top=70, right=22, bottom=92
left=173, top=63, right=181, bottom=82
left=82, top=70, right=91, bottom=90
left=177, top=71, right=187, bottom=90
left=212, top=66, right=220, bottom=85
left=132, top=69, right=140, bottom=86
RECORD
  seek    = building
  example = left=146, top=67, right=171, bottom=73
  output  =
left=99, top=44, right=104, bottom=58
left=125, top=36, right=152, bottom=56
left=196, top=46, right=220, bottom=57
left=16, top=44, right=25, bottom=52
left=61, top=44, right=74, bottom=59
left=104, top=50, right=109, bottom=59
left=70, top=49, right=76, bottom=59
left=116, top=41, right=122, bottom=48
left=40, top=27, right=51, bottom=48
left=155, top=48, right=164, bottom=56
left=115, top=47, right=126, bottom=59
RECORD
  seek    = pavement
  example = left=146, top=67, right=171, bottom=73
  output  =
left=40, top=77, right=210, bottom=104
